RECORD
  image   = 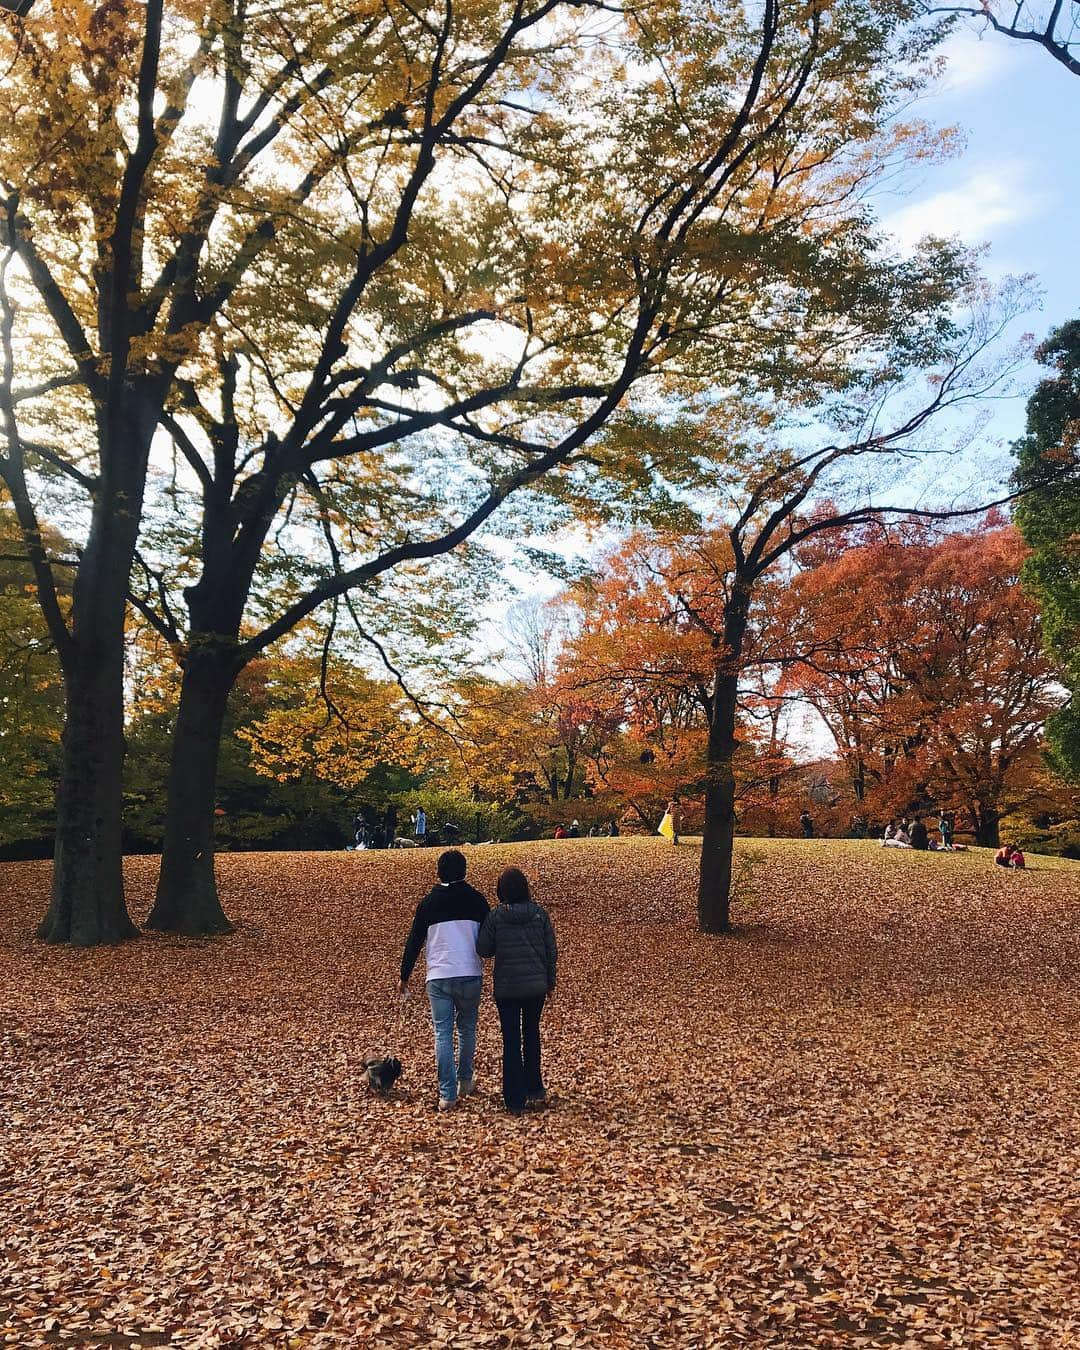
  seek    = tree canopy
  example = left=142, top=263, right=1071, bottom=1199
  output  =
left=1014, top=320, right=1080, bottom=782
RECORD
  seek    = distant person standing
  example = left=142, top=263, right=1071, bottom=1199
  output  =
left=799, top=810, right=815, bottom=839
left=384, top=802, right=398, bottom=846
left=659, top=797, right=682, bottom=845
left=939, top=812, right=954, bottom=849
left=413, top=805, right=427, bottom=845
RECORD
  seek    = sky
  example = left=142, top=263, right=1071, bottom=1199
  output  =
left=883, top=27, right=1080, bottom=450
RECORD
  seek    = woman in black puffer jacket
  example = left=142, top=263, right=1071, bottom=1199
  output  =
left=476, top=867, right=557, bottom=1115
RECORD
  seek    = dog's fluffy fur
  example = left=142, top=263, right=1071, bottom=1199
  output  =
left=363, top=1056, right=403, bottom=1094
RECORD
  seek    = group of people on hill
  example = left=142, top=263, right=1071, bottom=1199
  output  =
left=553, top=819, right=620, bottom=839
left=399, top=850, right=557, bottom=1115
left=881, top=813, right=965, bottom=852
left=353, top=804, right=448, bottom=850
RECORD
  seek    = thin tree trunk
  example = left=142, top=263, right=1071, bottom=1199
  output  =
left=697, top=589, right=749, bottom=934
left=698, top=666, right=740, bottom=933
left=146, top=647, right=236, bottom=935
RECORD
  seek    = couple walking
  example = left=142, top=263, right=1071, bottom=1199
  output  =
left=399, top=850, right=557, bottom=1115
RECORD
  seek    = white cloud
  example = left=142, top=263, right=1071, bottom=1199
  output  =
left=883, top=162, right=1049, bottom=250
left=934, top=29, right=1020, bottom=95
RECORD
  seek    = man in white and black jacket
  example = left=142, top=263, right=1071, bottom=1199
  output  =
left=399, top=850, right=490, bottom=1110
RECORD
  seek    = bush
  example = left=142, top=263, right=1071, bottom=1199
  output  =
left=391, top=790, right=520, bottom=843
left=1010, top=819, right=1080, bottom=860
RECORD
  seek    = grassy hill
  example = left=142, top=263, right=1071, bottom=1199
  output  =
left=1, top=838, right=1078, bottom=1346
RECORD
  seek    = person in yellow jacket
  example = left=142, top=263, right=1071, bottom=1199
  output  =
left=658, top=796, right=682, bottom=845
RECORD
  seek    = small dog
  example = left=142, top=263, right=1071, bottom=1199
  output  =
left=362, top=1056, right=403, bottom=1095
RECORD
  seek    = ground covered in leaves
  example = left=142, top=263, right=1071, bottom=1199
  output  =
left=1, top=838, right=1078, bottom=1348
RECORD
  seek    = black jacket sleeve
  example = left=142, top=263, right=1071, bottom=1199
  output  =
left=543, top=909, right=557, bottom=991
left=475, top=907, right=496, bottom=958
left=400, top=896, right=432, bottom=982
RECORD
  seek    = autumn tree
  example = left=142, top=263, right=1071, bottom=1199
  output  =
left=0, top=501, right=66, bottom=848
left=781, top=520, right=1064, bottom=844
left=1013, top=320, right=1080, bottom=782
left=482, top=601, right=621, bottom=804
left=234, top=653, right=420, bottom=797
left=553, top=537, right=715, bottom=824
left=551, top=534, right=805, bottom=832
left=580, top=281, right=1034, bottom=930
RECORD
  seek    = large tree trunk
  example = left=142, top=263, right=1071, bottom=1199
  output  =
left=35, top=417, right=152, bottom=946
left=697, top=589, right=749, bottom=934
left=38, top=658, right=138, bottom=945
left=972, top=802, right=1001, bottom=848
left=146, top=647, right=236, bottom=935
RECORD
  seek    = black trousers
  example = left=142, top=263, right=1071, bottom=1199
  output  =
left=494, top=995, right=546, bottom=1111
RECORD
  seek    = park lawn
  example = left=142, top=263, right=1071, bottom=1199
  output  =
left=1, top=838, right=1078, bottom=1349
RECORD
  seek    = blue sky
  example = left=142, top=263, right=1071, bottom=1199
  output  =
left=884, top=27, right=1080, bottom=448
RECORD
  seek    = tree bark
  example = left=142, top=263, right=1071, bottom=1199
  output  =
left=146, top=645, right=236, bottom=935
left=34, top=411, right=153, bottom=946
left=972, top=803, right=1001, bottom=848
left=698, top=666, right=740, bottom=932
left=697, top=589, right=749, bottom=934
left=38, top=661, right=138, bottom=945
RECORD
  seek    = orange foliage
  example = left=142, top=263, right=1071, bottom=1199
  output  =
left=779, top=520, right=1066, bottom=839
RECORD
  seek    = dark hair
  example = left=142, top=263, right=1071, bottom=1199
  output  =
left=437, top=849, right=467, bottom=883
left=496, top=867, right=531, bottom=906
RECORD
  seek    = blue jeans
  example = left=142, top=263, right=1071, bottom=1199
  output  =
left=427, top=977, right=482, bottom=1102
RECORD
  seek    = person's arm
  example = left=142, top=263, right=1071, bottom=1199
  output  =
left=543, top=910, right=557, bottom=992
left=475, top=908, right=497, bottom=957
left=400, top=898, right=430, bottom=987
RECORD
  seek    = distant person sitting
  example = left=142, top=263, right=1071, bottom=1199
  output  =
left=608, top=820, right=619, bottom=837
left=799, top=810, right=815, bottom=838
left=568, top=820, right=580, bottom=838
left=995, top=844, right=1026, bottom=869
left=554, top=825, right=568, bottom=840
left=881, top=820, right=910, bottom=849
left=909, top=817, right=929, bottom=851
